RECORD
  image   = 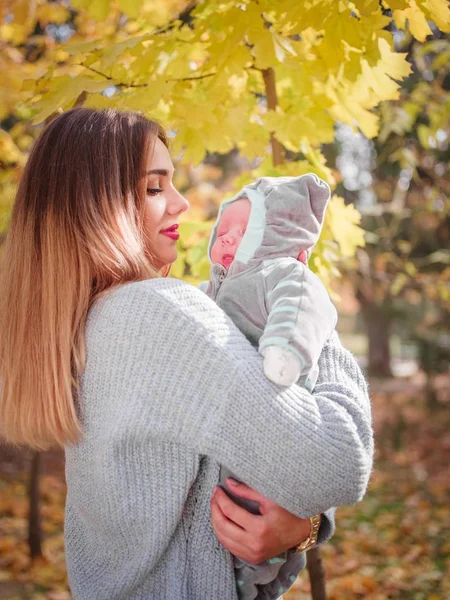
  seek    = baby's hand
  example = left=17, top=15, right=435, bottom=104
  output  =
left=261, top=346, right=301, bottom=386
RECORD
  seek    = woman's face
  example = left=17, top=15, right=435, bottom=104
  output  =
left=143, top=138, right=189, bottom=270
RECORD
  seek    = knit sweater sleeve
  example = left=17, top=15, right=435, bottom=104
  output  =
left=100, top=278, right=373, bottom=518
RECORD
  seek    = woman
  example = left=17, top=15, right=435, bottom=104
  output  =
left=0, top=108, right=373, bottom=599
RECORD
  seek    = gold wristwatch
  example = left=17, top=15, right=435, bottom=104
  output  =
left=294, top=514, right=321, bottom=553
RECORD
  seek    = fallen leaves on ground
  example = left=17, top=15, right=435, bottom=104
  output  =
left=287, top=384, right=450, bottom=600
left=1, top=381, right=449, bottom=599
left=0, top=473, right=69, bottom=599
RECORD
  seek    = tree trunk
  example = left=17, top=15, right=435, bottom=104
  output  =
left=262, top=67, right=285, bottom=166
left=262, top=64, right=327, bottom=598
left=28, top=451, right=43, bottom=558
left=425, top=372, right=438, bottom=411
left=417, top=338, right=440, bottom=411
left=357, top=294, right=392, bottom=378
left=307, top=547, right=327, bottom=600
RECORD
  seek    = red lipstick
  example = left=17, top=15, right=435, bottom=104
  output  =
left=160, top=224, right=179, bottom=240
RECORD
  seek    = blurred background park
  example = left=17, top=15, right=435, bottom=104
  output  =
left=0, top=0, right=449, bottom=598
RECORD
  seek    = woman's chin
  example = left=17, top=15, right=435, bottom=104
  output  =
left=153, top=251, right=177, bottom=272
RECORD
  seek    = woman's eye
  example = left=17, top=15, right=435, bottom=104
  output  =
left=147, top=188, right=162, bottom=196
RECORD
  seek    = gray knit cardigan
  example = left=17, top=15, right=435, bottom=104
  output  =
left=64, top=278, right=373, bottom=599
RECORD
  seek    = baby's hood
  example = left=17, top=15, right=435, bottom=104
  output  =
left=207, top=174, right=331, bottom=270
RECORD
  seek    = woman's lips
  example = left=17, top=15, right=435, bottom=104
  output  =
left=160, top=224, right=179, bottom=240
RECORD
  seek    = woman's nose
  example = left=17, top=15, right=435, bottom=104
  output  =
left=168, top=189, right=189, bottom=215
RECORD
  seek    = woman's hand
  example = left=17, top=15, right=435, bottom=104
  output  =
left=210, top=479, right=312, bottom=564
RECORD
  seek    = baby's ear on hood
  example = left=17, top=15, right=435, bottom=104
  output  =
left=301, top=174, right=331, bottom=227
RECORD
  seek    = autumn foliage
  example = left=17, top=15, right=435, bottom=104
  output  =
left=1, top=1, right=450, bottom=599
left=1, top=0, right=448, bottom=286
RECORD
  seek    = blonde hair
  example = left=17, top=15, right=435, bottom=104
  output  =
left=0, top=108, right=168, bottom=449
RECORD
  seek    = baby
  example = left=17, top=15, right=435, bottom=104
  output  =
left=202, top=174, right=338, bottom=600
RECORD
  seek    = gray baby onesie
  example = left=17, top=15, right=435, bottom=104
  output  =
left=203, top=174, right=338, bottom=599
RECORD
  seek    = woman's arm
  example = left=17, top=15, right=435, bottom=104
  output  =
left=199, top=324, right=372, bottom=517
left=108, top=279, right=373, bottom=517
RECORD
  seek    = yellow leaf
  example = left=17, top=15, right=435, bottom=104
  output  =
left=319, top=8, right=363, bottom=71
left=327, top=78, right=380, bottom=138
left=391, top=272, right=408, bottom=295
left=237, top=122, right=271, bottom=161
left=2, top=0, right=35, bottom=25
left=171, top=127, right=206, bottom=166
left=417, top=124, right=431, bottom=148
left=36, top=3, right=70, bottom=25
left=32, top=75, right=110, bottom=123
left=99, top=33, right=151, bottom=69
left=71, top=0, right=110, bottom=21
left=378, top=37, right=412, bottom=81
left=249, top=28, right=278, bottom=70
left=0, top=130, right=24, bottom=165
left=358, top=38, right=411, bottom=102
left=392, top=4, right=433, bottom=41
left=246, top=3, right=278, bottom=69
left=63, top=39, right=105, bottom=55
left=118, top=0, right=142, bottom=19
left=119, top=80, right=174, bottom=113
left=422, top=0, right=450, bottom=32
left=0, top=22, right=30, bottom=44
left=405, top=262, right=417, bottom=276
left=360, top=60, right=400, bottom=101
left=327, top=196, right=365, bottom=257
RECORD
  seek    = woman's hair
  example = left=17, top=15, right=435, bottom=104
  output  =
left=0, top=107, right=167, bottom=449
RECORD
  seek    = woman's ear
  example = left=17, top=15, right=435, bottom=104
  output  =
left=297, top=250, right=308, bottom=265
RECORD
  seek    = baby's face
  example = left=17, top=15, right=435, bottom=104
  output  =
left=211, top=198, right=251, bottom=269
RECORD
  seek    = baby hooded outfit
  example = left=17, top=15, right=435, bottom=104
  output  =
left=203, top=174, right=338, bottom=600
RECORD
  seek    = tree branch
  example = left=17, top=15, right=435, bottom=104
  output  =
left=82, top=64, right=216, bottom=88
left=167, top=72, right=216, bottom=82
left=83, top=65, right=114, bottom=81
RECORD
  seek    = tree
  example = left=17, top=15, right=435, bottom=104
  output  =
left=1, top=0, right=449, bottom=596
left=28, top=451, right=43, bottom=558
left=3, top=1, right=450, bottom=284
left=336, top=32, right=450, bottom=377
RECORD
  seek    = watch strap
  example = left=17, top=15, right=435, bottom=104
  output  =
left=294, top=514, right=321, bottom=553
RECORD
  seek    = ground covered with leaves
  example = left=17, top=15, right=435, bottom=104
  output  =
left=1, top=378, right=449, bottom=600
left=287, top=377, right=450, bottom=600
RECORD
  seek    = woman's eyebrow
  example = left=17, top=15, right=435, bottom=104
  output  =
left=146, top=168, right=173, bottom=176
